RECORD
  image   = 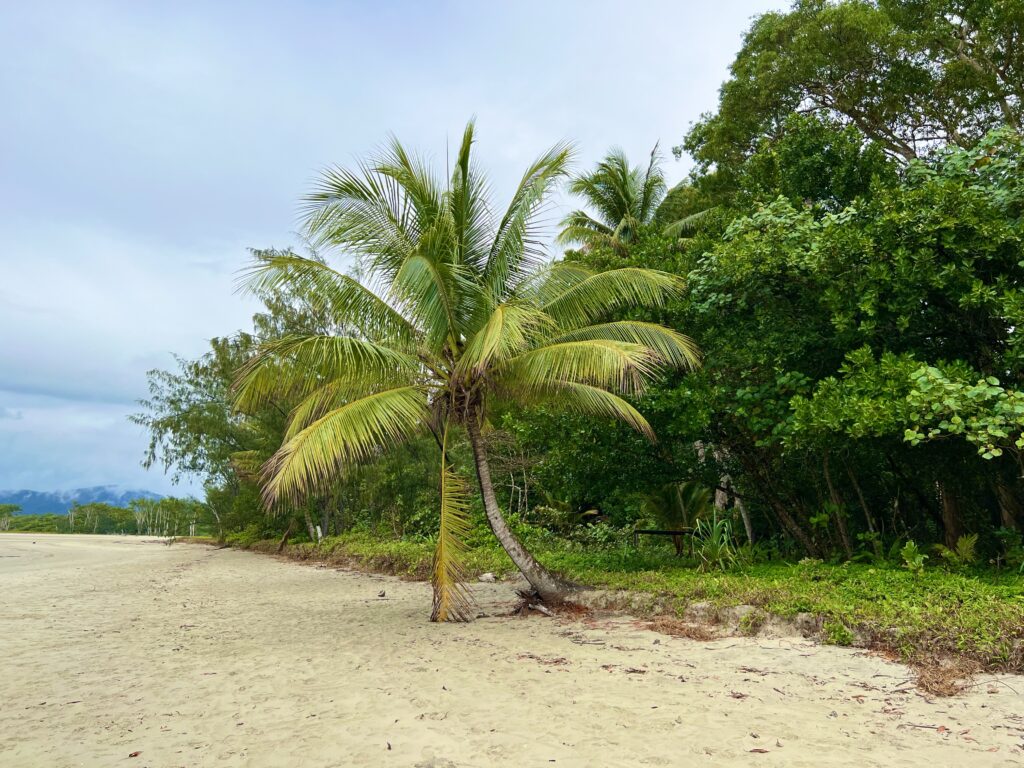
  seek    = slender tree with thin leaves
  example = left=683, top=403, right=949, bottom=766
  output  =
left=233, top=121, right=700, bottom=620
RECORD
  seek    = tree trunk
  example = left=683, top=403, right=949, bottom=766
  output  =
left=465, top=417, right=568, bottom=602
left=823, top=455, right=853, bottom=560
left=303, top=508, right=317, bottom=542
left=732, top=447, right=818, bottom=556
left=771, top=497, right=820, bottom=557
left=671, top=533, right=684, bottom=557
left=994, top=476, right=1021, bottom=531
left=846, top=463, right=883, bottom=557
left=734, top=494, right=755, bottom=544
left=321, top=500, right=332, bottom=540
left=886, top=454, right=943, bottom=533
left=938, top=481, right=964, bottom=549
left=276, top=518, right=294, bottom=554
left=209, top=508, right=224, bottom=543
left=743, top=450, right=819, bottom=556
left=704, top=443, right=754, bottom=543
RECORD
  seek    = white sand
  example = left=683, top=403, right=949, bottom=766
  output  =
left=1, top=534, right=1022, bottom=767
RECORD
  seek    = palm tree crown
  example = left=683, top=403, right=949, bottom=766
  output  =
left=233, top=121, right=700, bottom=621
left=559, top=145, right=716, bottom=251
left=557, top=145, right=667, bottom=251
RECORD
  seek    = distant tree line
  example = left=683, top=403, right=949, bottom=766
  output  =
left=2, top=498, right=209, bottom=536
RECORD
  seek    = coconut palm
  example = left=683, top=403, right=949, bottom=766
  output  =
left=558, top=145, right=666, bottom=252
left=233, top=121, right=700, bottom=621
left=558, top=145, right=715, bottom=252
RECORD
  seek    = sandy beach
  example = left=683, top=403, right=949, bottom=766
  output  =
left=1, top=534, right=1022, bottom=767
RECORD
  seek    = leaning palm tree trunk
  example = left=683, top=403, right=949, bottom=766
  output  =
left=466, top=417, right=568, bottom=602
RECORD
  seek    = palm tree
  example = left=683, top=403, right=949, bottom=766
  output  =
left=558, top=145, right=666, bottom=252
left=558, top=145, right=716, bottom=252
left=640, top=481, right=713, bottom=556
left=233, top=121, right=700, bottom=621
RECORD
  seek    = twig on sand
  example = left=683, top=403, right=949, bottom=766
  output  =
left=960, top=678, right=1020, bottom=695
left=899, top=723, right=948, bottom=732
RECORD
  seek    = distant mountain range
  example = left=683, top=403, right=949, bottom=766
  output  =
left=0, top=486, right=164, bottom=515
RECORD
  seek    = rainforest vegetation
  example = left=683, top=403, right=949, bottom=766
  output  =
left=126, top=0, right=1024, bottom=659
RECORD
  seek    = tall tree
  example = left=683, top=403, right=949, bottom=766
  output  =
left=234, top=121, right=700, bottom=620
left=0, top=503, right=18, bottom=531
left=682, top=0, right=1024, bottom=185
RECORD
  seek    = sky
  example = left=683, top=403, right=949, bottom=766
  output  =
left=0, top=0, right=781, bottom=495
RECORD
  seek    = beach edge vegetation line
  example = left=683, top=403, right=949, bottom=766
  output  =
left=230, top=121, right=700, bottom=620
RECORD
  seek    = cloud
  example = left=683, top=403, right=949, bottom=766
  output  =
left=0, top=390, right=198, bottom=494
left=0, top=222, right=258, bottom=405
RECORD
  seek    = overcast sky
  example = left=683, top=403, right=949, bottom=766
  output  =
left=0, top=0, right=780, bottom=495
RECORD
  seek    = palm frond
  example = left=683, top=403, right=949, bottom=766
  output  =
left=282, top=376, right=391, bottom=442
left=431, top=421, right=474, bottom=622
left=541, top=267, right=684, bottom=329
left=559, top=145, right=666, bottom=248
left=301, top=161, right=418, bottom=276
left=549, top=321, right=700, bottom=370
left=555, top=210, right=615, bottom=248
left=392, top=253, right=470, bottom=352
left=456, top=302, right=554, bottom=378
left=232, top=334, right=420, bottom=413
left=229, top=450, right=265, bottom=482
left=567, top=147, right=634, bottom=224
left=497, top=339, right=661, bottom=396
left=262, top=386, right=429, bottom=506
left=515, top=261, right=594, bottom=305
left=484, top=140, right=573, bottom=302
left=662, top=207, right=718, bottom=239
left=237, top=250, right=415, bottom=342
left=449, top=119, right=494, bottom=273
left=504, top=379, right=654, bottom=440
left=375, top=134, right=444, bottom=225
left=637, top=143, right=667, bottom=223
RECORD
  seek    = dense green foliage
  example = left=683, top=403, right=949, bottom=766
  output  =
left=133, top=0, right=1023, bottom=631
left=680, top=0, right=1024, bottom=184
